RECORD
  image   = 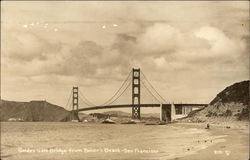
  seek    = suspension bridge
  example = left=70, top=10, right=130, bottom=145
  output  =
left=64, top=68, right=207, bottom=121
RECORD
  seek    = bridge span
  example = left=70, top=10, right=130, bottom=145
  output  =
left=67, top=68, right=208, bottom=121
left=77, top=103, right=208, bottom=112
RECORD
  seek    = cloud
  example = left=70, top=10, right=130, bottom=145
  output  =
left=137, top=24, right=179, bottom=54
left=1, top=1, right=249, bottom=106
left=2, top=31, right=62, bottom=62
left=194, top=26, right=239, bottom=57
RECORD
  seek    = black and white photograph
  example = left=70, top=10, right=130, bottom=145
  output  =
left=0, top=1, right=249, bottom=160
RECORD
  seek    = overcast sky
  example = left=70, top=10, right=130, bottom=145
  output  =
left=1, top=1, right=249, bottom=111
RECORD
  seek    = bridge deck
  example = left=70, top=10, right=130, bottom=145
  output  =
left=77, top=103, right=208, bottom=112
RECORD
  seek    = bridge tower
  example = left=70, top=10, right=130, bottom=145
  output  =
left=71, top=86, right=80, bottom=121
left=132, top=68, right=141, bottom=119
left=72, top=86, right=79, bottom=111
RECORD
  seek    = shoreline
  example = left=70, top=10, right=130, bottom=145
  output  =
left=1, top=121, right=248, bottom=160
left=174, top=121, right=249, bottom=160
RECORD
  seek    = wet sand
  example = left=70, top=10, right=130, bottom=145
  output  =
left=175, top=122, right=249, bottom=160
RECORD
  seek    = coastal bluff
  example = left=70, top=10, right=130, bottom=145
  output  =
left=185, top=80, right=249, bottom=122
left=0, top=100, right=71, bottom=121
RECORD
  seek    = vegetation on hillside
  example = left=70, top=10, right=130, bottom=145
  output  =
left=185, top=80, right=249, bottom=122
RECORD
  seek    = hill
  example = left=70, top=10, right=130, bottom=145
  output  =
left=82, top=110, right=159, bottom=123
left=102, top=110, right=159, bottom=118
left=184, top=80, right=249, bottom=122
left=0, top=100, right=71, bottom=121
left=210, top=80, right=249, bottom=105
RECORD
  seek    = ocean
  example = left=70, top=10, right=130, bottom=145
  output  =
left=1, top=122, right=220, bottom=160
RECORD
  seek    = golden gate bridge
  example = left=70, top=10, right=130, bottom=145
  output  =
left=64, top=68, right=207, bottom=121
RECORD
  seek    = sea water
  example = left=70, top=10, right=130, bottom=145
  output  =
left=1, top=122, right=221, bottom=160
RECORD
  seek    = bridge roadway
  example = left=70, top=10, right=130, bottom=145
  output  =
left=77, top=103, right=208, bottom=112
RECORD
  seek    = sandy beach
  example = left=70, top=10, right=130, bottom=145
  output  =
left=175, top=122, right=249, bottom=160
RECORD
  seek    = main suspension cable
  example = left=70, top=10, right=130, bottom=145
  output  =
left=105, top=80, right=132, bottom=106
left=141, top=79, right=162, bottom=103
left=141, top=70, right=168, bottom=103
left=64, top=88, right=73, bottom=110
left=78, top=95, right=94, bottom=107
left=100, top=70, right=132, bottom=106
left=79, top=89, right=96, bottom=106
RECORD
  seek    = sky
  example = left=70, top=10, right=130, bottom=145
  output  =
left=1, top=1, right=249, bottom=113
